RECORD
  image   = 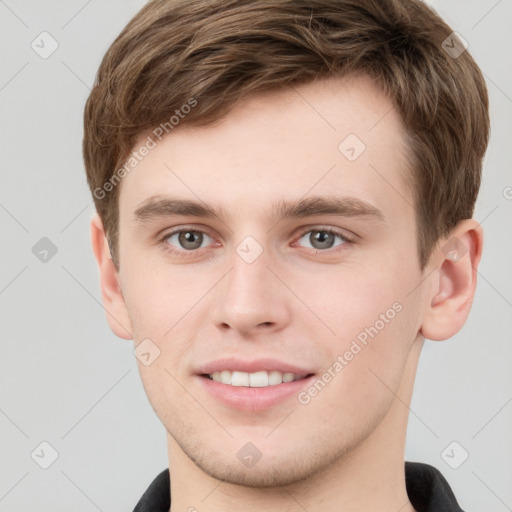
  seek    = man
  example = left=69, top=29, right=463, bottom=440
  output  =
left=83, top=0, right=489, bottom=510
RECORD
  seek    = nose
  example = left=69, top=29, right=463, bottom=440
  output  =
left=210, top=249, right=291, bottom=337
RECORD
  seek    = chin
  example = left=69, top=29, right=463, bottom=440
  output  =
left=193, top=456, right=323, bottom=488
left=175, top=430, right=350, bottom=489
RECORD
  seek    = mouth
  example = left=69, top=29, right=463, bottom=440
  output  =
left=195, top=359, right=316, bottom=411
left=201, top=370, right=312, bottom=387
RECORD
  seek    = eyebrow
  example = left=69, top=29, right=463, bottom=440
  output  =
left=133, top=195, right=385, bottom=224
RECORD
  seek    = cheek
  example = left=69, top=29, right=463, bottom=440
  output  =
left=121, top=261, right=212, bottom=393
left=296, top=302, right=416, bottom=437
left=120, top=255, right=215, bottom=338
left=309, top=259, right=419, bottom=395
left=334, top=308, right=411, bottom=394
left=135, top=359, right=198, bottom=433
left=309, top=260, right=407, bottom=341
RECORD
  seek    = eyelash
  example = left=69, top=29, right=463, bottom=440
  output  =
left=160, top=226, right=354, bottom=258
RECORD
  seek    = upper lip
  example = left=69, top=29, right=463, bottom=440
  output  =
left=195, top=357, right=314, bottom=376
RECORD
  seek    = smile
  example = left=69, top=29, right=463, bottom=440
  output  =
left=205, top=370, right=309, bottom=387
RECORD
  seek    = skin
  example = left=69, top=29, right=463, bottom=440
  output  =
left=91, top=75, right=483, bottom=512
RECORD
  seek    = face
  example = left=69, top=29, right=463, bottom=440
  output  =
left=114, top=75, right=431, bottom=486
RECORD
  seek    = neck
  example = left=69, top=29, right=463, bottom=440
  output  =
left=167, top=338, right=423, bottom=512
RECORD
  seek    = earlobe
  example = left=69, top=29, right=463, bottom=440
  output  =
left=420, top=220, right=483, bottom=341
left=90, top=213, right=133, bottom=340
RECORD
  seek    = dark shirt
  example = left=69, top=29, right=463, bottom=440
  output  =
left=133, top=461, right=464, bottom=512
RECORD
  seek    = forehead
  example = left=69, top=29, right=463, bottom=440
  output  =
left=118, top=75, right=413, bottom=224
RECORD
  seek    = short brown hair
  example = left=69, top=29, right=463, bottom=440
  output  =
left=83, top=0, right=489, bottom=269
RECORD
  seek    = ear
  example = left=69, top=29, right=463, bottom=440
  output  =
left=90, top=213, right=133, bottom=340
left=420, top=219, right=483, bottom=341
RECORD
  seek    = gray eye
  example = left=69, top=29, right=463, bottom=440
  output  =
left=179, top=231, right=203, bottom=250
left=310, top=231, right=335, bottom=249
left=297, top=230, right=346, bottom=250
left=166, top=230, right=212, bottom=251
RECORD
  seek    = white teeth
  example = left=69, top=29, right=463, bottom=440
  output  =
left=207, top=370, right=307, bottom=387
left=249, top=371, right=268, bottom=387
left=268, top=370, right=282, bottom=386
left=220, top=370, right=231, bottom=385
left=231, top=371, right=249, bottom=387
left=282, top=372, right=295, bottom=383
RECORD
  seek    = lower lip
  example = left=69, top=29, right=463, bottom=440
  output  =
left=196, top=374, right=316, bottom=411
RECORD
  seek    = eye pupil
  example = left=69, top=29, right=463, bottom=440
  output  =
left=178, top=231, right=203, bottom=250
left=310, top=230, right=335, bottom=249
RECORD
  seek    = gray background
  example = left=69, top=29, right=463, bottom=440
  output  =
left=0, top=0, right=511, bottom=510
